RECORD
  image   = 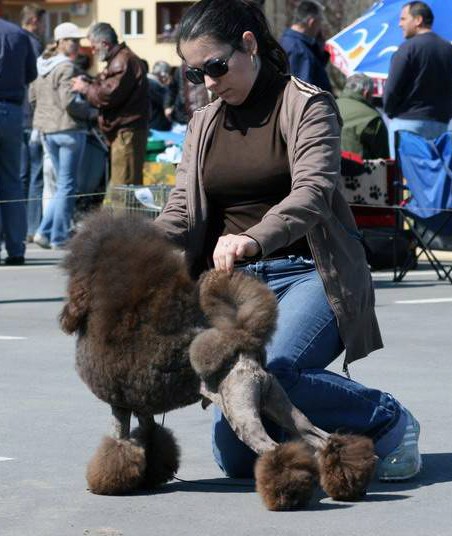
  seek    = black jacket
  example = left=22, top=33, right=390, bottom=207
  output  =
left=383, top=32, right=452, bottom=122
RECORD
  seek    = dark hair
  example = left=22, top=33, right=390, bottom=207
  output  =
left=344, top=73, right=373, bottom=96
left=74, top=53, right=92, bottom=72
left=292, top=1, right=324, bottom=26
left=141, top=58, right=150, bottom=74
left=152, top=60, right=172, bottom=76
left=176, top=0, right=288, bottom=74
left=20, top=3, right=46, bottom=26
left=403, top=1, right=434, bottom=27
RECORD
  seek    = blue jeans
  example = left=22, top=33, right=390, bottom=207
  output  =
left=23, top=129, right=44, bottom=237
left=0, top=102, right=26, bottom=258
left=37, top=131, right=86, bottom=246
left=20, top=129, right=32, bottom=199
left=388, top=117, right=449, bottom=158
left=212, top=256, right=407, bottom=478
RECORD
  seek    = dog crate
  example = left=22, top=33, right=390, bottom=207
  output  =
left=108, top=184, right=173, bottom=219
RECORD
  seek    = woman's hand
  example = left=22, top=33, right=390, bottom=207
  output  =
left=213, top=234, right=261, bottom=274
left=164, top=106, right=173, bottom=120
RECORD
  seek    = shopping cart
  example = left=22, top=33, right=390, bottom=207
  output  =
left=108, top=184, right=173, bottom=219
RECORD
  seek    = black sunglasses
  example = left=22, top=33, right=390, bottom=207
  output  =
left=185, top=48, right=236, bottom=85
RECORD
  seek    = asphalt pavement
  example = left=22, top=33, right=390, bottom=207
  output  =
left=1, top=245, right=452, bottom=536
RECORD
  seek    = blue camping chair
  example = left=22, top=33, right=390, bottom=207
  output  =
left=394, top=130, right=452, bottom=283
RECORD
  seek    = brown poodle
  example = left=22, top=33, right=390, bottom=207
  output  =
left=60, top=210, right=376, bottom=510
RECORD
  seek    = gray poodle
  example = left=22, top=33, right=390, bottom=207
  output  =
left=60, top=210, right=376, bottom=510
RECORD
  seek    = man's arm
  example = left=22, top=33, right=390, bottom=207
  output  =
left=164, top=71, right=179, bottom=116
left=85, top=58, right=138, bottom=109
left=24, top=33, right=37, bottom=85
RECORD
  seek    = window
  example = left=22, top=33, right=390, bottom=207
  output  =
left=156, top=2, right=195, bottom=43
left=121, top=9, right=144, bottom=37
left=46, top=11, right=70, bottom=42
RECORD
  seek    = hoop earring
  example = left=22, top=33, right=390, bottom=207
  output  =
left=251, top=54, right=257, bottom=70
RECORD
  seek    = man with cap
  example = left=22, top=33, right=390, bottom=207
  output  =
left=0, top=15, right=37, bottom=265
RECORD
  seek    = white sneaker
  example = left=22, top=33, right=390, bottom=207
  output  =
left=33, top=234, right=51, bottom=249
left=378, top=410, right=421, bottom=481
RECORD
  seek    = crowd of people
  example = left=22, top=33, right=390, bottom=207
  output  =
left=3, top=0, right=446, bottom=489
left=0, top=5, right=209, bottom=264
left=2, top=1, right=450, bottom=266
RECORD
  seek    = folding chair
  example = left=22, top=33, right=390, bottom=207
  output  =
left=393, top=130, right=452, bottom=283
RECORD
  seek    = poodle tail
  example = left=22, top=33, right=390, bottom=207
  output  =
left=198, top=270, right=278, bottom=345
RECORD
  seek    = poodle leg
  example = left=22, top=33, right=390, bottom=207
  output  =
left=133, top=412, right=180, bottom=488
left=203, top=356, right=319, bottom=510
left=86, top=406, right=145, bottom=495
left=212, top=363, right=278, bottom=455
left=217, top=376, right=319, bottom=509
left=136, top=413, right=155, bottom=432
left=261, top=374, right=376, bottom=501
left=261, top=374, right=329, bottom=450
left=111, top=405, right=132, bottom=439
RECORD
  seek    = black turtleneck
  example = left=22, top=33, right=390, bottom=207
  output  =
left=203, top=61, right=311, bottom=261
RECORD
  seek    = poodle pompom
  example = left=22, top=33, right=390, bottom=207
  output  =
left=254, top=442, right=319, bottom=510
left=131, top=424, right=180, bottom=488
left=319, top=433, right=376, bottom=501
left=86, top=436, right=146, bottom=495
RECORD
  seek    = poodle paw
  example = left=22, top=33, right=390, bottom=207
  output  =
left=255, top=442, right=318, bottom=510
left=131, top=424, right=180, bottom=488
left=86, top=436, right=146, bottom=495
left=318, top=433, right=376, bottom=501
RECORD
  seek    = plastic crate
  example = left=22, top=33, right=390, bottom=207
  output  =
left=145, top=139, right=166, bottom=162
left=108, top=184, right=172, bottom=219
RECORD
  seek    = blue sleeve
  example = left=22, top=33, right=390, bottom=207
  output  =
left=288, top=49, right=311, bottom=81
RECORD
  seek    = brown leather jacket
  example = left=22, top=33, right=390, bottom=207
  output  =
left=85, top=43, right=149, bottom=141
left=155, top=77, right=383, bottom=367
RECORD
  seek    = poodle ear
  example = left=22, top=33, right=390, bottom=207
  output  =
left=59, top=278, right=89, bottom=334
left=59, top=303, right=86, bottom=335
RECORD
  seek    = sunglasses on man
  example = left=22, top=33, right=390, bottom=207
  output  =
left=184, top=48, right=236, bottom=85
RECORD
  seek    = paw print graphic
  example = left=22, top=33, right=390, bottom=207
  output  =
left=353, top=195, right=366, bottom=204
left=369, top=185, right=382, bottom=200
left=345, top=176, right=360, bottom=191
